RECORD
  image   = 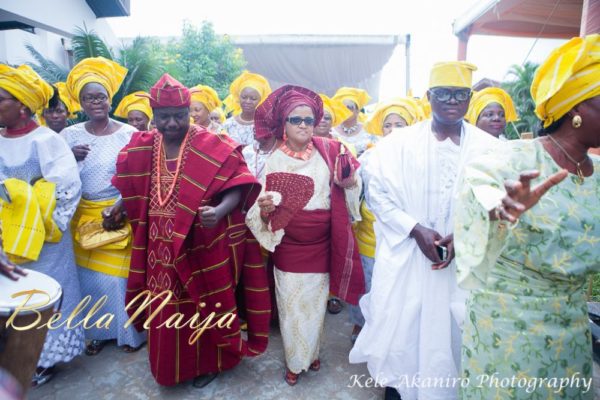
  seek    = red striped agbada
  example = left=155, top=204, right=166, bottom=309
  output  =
left=112, top=125, right=271, bottom=386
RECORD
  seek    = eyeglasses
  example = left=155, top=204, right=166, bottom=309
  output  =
left=0, top=97, right=16, bottom=103
left=81, top=94, right=108, bottom=104
left=286, top=116, right=315, bottom=126
left=429, top=88, right=471, bottom=103
left=322, top=115, right=332, bottom=122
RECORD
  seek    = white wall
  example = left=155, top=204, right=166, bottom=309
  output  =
left=0, top=0, right=121, bottom=67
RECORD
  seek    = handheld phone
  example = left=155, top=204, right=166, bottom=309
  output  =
left=436, top=245, right=448, bottom=262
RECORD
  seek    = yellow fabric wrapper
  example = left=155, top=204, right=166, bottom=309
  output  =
left=0, top=64, right=53, bottom=113
left=223, top=71, right=271, bottom=115
left=0, top=178, right=61, bottom=264
left=114, top=91, right=153, bottom=120
left=66, top=57, right=128, bottom=112
left=190, top=84, right=222, bottom=111
left=355, top=201, right=376, bottom=258
left=365, top=98, right=424, bottom=135
left=429, top=61, right=477, bottom=89
left=465, top=87, right=519, bottom=124
left=320, top=94, right=353, bottom=127
left=71, top=198, right=132, bottom=278
left=531, top=34, right=600, bottom=128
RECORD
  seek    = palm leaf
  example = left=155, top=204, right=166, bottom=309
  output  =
left=71, top=26, right=113, bottom=62
left=24, top=43, right=69, bottom=83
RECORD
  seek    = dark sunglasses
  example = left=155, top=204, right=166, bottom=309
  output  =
left=286, top=116, right=315, bottom=126
left=430, top=88, right=471, bottom=103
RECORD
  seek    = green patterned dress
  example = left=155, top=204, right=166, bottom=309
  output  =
left=455, top=139, right=600, bottom=400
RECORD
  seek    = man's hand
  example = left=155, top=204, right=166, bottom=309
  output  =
left=431, top=233, right=454, bottom=270
left=72, top=144, right=91, bottom=161
left=410, top=224, right=443, bottom=264
left=199, top=206, right=223, bottom=228
left=102, top=202, right=126, bottom=231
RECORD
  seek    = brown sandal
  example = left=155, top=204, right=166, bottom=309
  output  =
left=285, top=368, right=299, bottom=386
left=85, top=340, right=107, bottom=356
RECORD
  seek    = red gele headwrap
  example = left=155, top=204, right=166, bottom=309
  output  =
left=139, top=73, right=191, bottom=108
left=254, top=85, right=323, bottom=140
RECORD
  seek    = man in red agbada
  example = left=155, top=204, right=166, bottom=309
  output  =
left=109, top=74, right=271, bottom=387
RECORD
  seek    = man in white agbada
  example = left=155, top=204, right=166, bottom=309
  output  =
left=349, top=62, right=498, bottom=400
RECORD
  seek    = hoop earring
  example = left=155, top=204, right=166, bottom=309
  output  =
left=572, top=115, right=582, bottom=128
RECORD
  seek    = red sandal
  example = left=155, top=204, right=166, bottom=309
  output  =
left=309, top=359, right=321, bottom=371
left=285, top=368, right=299, bottom=386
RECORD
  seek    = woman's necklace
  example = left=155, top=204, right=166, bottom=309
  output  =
left=89, top=119, right=111, bottom=136
left=341, top=123, right=360, bottom=136
left=280, top=141, right=313, bottom=161
left=547, top=135, right=588, bottom=184
left=156, top=132, right=189, bottom=207
left=238, top=114, right=254, bottom=124
left=253, top=139, right=277, bottom=177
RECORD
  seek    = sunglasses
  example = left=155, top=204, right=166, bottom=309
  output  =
left=286, top=116, right=315, bottom=126
left=430, top=88, right=471, bottom=103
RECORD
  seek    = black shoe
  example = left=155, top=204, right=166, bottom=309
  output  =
left=192, top=372, right=219, bottom=388
left=384, top=386, right=401, bottom=400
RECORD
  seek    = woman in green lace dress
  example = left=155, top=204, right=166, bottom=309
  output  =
left=455, top=34, right=600, bottom=399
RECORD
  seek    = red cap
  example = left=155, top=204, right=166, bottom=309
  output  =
left=139, top=73, right=191, bottom=108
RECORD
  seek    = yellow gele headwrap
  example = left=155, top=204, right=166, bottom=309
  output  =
left=429, top=61, right=477, bottom=89
left=531, top=34, right=600, bottom=128
left=0, top=64, right=53, bottom=113
left=365, top=98, right=425, bottom=135
left=211, top=107, right=225, bottom=123
left=114, top=91, right=153, bottom=120
left=190, top=84, right=222, bottom=112
left=319, top=94, right=353, bottom=127
left=66, top=56, right=128, bottom=111
left=332, top=87, right=371, bottom=111
left=223, top=71, right=271, bottom=115
left=37, top=82, right=78, bottom=126
left=417, top=93, right=432, bottom=119
left=465, top=87, right=518, bottom=124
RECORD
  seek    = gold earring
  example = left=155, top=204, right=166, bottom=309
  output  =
left=572, top=115, right=582, bottom=128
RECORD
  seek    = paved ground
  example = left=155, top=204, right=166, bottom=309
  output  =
left=27, top=310, right=600, bottom=400
left=28, top=310, right=381, bottom=400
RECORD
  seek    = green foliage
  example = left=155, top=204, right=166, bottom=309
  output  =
left=71, top=26, right=114, bottom=62
left=502, top=62, right=540, bottom=139
left=162, top=21, right=246, bottom=98
left=23, top=21, right=246, bottom=113
left=24, top=44, right=69, bottom=83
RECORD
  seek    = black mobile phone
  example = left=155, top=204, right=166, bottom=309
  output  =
left=436, top=245, right=448, bottom=261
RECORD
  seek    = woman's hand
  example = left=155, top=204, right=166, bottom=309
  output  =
left=0, top=246, right=26, bottom=281
left=102, top=202, right=126, bottom=231
left=494, top=169, right=568, bottom=223
left=257, top=194, right=276, bottom=222
left=72, top=144, right=91, bottom=161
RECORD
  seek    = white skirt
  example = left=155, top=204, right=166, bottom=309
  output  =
left=274, top=268, right=329, bottom=374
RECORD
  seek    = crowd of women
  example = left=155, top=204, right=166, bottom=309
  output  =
left=0, top=33, right=598, bottom=400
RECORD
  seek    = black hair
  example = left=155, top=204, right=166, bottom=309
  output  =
left=47, top=85, right=61, bottom=109
left=536, top=114, right=566, bottom=137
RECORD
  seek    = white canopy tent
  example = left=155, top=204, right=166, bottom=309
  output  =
left=231, top=34, right=408, bottom=102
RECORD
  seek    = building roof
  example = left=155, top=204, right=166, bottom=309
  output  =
left=453, top=0, right=582, bottom=39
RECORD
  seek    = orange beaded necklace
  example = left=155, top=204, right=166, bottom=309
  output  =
left=156, top=132, right=189, bottom=207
